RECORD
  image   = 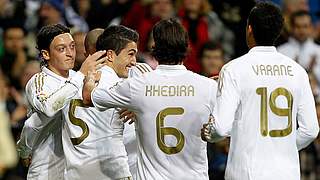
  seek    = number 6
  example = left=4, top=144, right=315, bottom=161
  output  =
left=156, top=107, right=185, bottom=154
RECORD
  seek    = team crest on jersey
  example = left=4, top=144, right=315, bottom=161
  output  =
left=37, top=92, right=48, bottom=102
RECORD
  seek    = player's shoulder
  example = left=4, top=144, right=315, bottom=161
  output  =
left=276, top=52, right=306, bottom=72
left=25, top=71, right=47, bottom=92
left=129, top=63, right=153, bottom=77
left=186, top=70, right=218, bottom=87
left=219, top=54, right=246, bottom=73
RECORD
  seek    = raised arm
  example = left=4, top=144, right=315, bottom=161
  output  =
left=83, top=72, right=134, bottom=111
left=27, top=51, right=106, bottom=118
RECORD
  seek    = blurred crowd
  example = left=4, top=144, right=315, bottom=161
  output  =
left=0, top=0, right=320, bottom=179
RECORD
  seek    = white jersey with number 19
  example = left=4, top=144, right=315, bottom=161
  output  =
left=91, top=65, right=217, bottom=180
left=213, top=46, right=319, bottom=180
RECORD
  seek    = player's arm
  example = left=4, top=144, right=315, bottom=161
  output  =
left=211, top=67, right=240, bottom=137
left=296, top=72, right=319, bottom=150
left=201, top=79, right=225, bottom=142
left=27, top=51, right=106, bottom=117
left=17, top=113, right=44, bottom=160
left=26, top=71, right=84, bottom=117
left=83, top=73, right=134, bottom=111
left=129, top=63, right=152, bottom=77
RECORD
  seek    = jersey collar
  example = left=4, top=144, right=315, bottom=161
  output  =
left=249, top=46, right=277, bottom=53
left=155, top=65, right=187, bottom=76
left=42, top=67, right=70, bottom=81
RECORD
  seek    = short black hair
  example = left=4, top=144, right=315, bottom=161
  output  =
left=290, top=10, right=311, bottom=27
left=152, top=18, right=189, bottom=64
left=36, top=24, right=70, bottom=51
left=199, top=41, right=223, bottom=59
left=248, top=2, right=284, bottom=46
left=96, top=25, right=139, bottom=55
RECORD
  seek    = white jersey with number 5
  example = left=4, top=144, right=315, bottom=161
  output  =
left=62, top=66, right=130, bottom=180
left=62, top=63, right=152, bottom=180
left=213, top=46, right=319, bottom=180
left=23, top=67, right=84, bottom=180
left=91, top=65, right=217, bottom=180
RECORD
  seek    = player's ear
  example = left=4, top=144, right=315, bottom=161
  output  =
left=41, top=50, right=50, bottom=61
left=106, top=50, right=114, bottom=62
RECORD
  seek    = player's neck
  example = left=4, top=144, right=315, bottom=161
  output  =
left=105, top=61, right=114, bottom=69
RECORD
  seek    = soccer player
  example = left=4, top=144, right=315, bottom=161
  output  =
left=202, top=2, right=319, bottom=180
left=17, top=24, right=106, bottom=179
left=83, top=19, right=217, bottom=180
left=84, top=28, right=104, bottom=56
left=61, top=25, right=151, bottom=180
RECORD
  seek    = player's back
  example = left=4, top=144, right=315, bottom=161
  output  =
left=222, top=47, right=317, bottom=180
left=129, top=65, right=216, bottom=180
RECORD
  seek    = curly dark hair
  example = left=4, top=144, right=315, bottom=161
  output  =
left=152, top=18, right=189, bottom=65
left=36, top=24, right=70, bottom=51
left=248, top=2, right=284, bottom=46
left=36, top=24, right=70, bottom=67
left=96, top=25, right=139, bottom=55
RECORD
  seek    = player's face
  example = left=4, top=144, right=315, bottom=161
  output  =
left=292, top=15, right=312, bottom=43
left=113, top=41, right=137, bottom=78
left=44, top=33, right=76, bottom=77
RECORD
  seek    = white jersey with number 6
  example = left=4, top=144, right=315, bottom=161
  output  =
left=213, top=46, right=319, bottom=180
left=91, top=65, right=217, bottom=180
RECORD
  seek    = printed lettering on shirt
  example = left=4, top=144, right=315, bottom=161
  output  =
left=252, top=64, right=294, bottom=76
left=145, top=85, right=194, bottom=96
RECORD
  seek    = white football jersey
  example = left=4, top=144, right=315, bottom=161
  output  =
left=91, top=65, right=217, bottom=180
left=62, top=63, right=152, bottom=180
left=127, top=63, right=153, bottom=177
left=23, top=67, right=84, bottom=180
left=212, top=46, right=319, bottom=180
left=62, top=65, right=130, bottom=180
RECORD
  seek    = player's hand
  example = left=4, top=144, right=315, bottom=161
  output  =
left=21, top=156, right=32, bottom=167
left=119, top=109, right=136, bottom=124
left=201, top=115, right=214, bottom=142
left=82, top=71, right=101, bottom=106
left=79, top=50, right=106, bottom=75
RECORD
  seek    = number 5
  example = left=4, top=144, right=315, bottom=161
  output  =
left=156, top=107, right=185, bottom=154
left=69, top=99, right=89, bottom=145
left=256, top=87, right=293, bottom=137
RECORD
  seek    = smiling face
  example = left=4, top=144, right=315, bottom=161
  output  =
left=110, top=41, right=137, bottom=78
left=42, top=33, right=76, bottom=77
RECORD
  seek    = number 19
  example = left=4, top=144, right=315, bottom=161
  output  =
left=256, top=87, right=293, bottom=137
